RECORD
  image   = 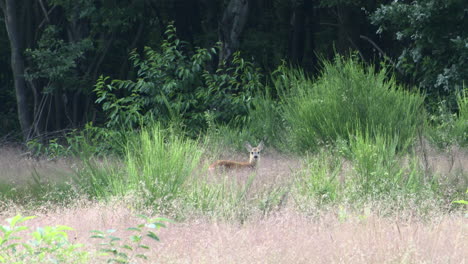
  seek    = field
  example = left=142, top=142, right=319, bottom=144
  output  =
left=1, top=144, right=467, bottom=263
left=1, top=58, right=467, bottom=263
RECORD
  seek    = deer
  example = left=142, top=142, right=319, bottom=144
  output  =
left=208, top=141, right=264, bottom=171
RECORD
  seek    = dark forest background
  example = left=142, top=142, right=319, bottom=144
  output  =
left=1, top=0, right=467, bottom=142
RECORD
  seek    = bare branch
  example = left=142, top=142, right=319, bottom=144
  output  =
left=359, top=34, right=402, bottom=74
left=38, top=5, right=57, bottom=29
left=38, top=0, right=49, bottom=22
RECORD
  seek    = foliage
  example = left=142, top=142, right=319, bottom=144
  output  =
left=25, top=25, right=93, bottom=93
left=74, top=124, right=203, bottom=207
left=292, top=131, right=442, bottom=208
left=91, top=215, right=170, bottom=264
left=126, top=124, right=203, bottom=206
left=0, top=214, right=170, bottom=264
left=0, top=81, right=19, bottom=140
left=0, top=215, right=88, bottom=264
left=25, top=121, right=139, bottom=159
left=428, top=88, right=468, bottom=148
left=280, top=55, right=425, bottom=152
left=371, top=0, right=468, bottom=96
left=244, top=87, right=287, bottom=149
left=27, top=137, right=71, bottom=159
left=342, top=130, right=431, bottom=199
left=94, top=23, right=263, bottom=136
left=294, top=150, right=342, bottom=206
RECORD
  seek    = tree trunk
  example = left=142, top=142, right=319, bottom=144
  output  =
left=288, top=0, right=306, bottom=64
left=218, top=0, right=249, bottom=64
left=174, top=0, right=201, bottom=45
left=1, top=0, right=32, bottom=141
left=336, top=5, right=360, bottom=55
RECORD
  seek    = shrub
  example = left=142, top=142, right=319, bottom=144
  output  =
left=74, top=124, right=203, bottom=207
left=281, top=55, right=425, bottom=152
left=294, top=150, right=342, bottom=206
left=94, top=23, right=263, bottom=137
left=91, top=215, right=170, bottom=263
left=126, top=124, right=203, bottom=206
left=427, top=88, right=468, bottom=148
left=0, top=215, right=88, bottom=264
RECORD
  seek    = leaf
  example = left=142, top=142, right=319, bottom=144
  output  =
left=453, top=200, right=468, bottom=205
left=126, top=227, right=141, bottom=232
left=136, top=254, right=148, bottom=259
left=138, top=244, right=149, bottom=250
left=121, top=244, right=133, bottom=251
left=146, top=231, right=160, bottom=241
left=108, top=236, right=121, bottom=242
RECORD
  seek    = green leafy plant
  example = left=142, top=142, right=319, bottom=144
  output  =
left=428, top=88, right=468, bottom=148
left=74, top=123, right=203, bottom=206
left=94, top=23, right=263, bottom=136
left=371, top=0, right=468, bottom=95
left=26, top=138, right=71, bottom=159
left=343, top=130, right=435, bottom=200
left=294, top=150, right=342, bottom=206
left=0, top=215, right=88, bottom=264
left=91, top=215, right=170, bottom=264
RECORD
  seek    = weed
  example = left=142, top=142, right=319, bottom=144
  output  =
left=0, top=215, right=88, bottom=264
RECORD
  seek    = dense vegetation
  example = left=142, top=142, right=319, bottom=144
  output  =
left=1, top=0, right=467, bottom=141
left=0, top=1, right=466, bottom=263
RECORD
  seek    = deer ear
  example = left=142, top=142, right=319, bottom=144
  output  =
left=245, top=142, right=253, bottom=151
left=257, top=141, right=264, bottom=151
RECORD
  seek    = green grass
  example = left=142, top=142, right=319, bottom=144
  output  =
left=428, top=88, right=468, bottom=148
left=2, top=55, right=465, bottom=220
left=343, top=130, right=435, bottom=199
left=126, top=125, right=202, bottom=207
left=293, top=149, right=342, bottom=207
left=74, top=124, right=203, bottom=209
left=0, top=178, right=78, bottom=209
left=279, top=55, right=425, bottom=152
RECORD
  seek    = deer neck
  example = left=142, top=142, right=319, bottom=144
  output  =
left=249, top=157, right=259, bottom=166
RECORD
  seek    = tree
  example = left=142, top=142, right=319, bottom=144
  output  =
left=371, top=0, right=468, bottom=96
left=1, top=0, right=165, bottom=141
left=1, top=0, right=32, bottom=140
left=218, top=0, right=250, bottom=64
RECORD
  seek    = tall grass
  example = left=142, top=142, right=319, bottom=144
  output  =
left=454, top=88, right=467, bottom=146
left=343, top=130, right=433, bottom=199
left=292, top=131, right=441, bottom=210
left=126, top=125, right=202, bottom=206
left=293, top=150, right=342, bottom=207
left=245, top=88, right=288, bottom=150
left=280, top=55, right=425, bottom=152
left=427, top=87, right=468, bottom=148
left=75, top=124, right=203, bottom=208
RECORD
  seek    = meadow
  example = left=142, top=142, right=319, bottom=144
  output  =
left=1, top=56, right=467, bottom=263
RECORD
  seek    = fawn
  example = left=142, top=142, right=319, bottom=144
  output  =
left=209, top=141, right=264, bottom=170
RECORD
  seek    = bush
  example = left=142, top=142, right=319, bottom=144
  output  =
left=75, top=124, right=203, bottom=208
left=94, top=23, right=263, bottom=137
left=281, top=55, right=425, bottom=152
left=0, top=215, right=88, bottom=264
left=428, top=88, right=468, bottom=148
left=343, top=130, right=430, bottom=199
left=294, top=150, right=342, bottom=206
left=126, top=124, right=203, bottom=206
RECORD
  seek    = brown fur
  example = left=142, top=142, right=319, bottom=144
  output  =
left=209, top=141, right=264, bottom=171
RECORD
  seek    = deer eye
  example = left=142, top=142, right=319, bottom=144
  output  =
left=251, top=152, right=254, bottom=154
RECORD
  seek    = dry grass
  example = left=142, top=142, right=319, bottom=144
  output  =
left=155, top=211, right=467, bottom=263
left=0, top=145, right=467, bottom=263
left=0, top=146, right=74, bottom=185
left=1, top=204, right=466, bottom=264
